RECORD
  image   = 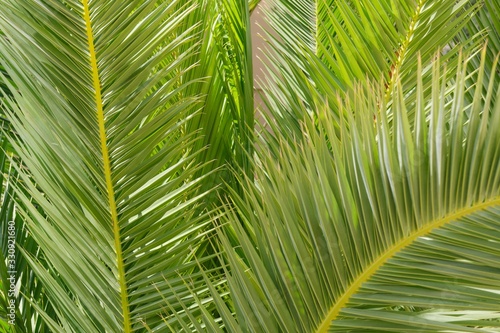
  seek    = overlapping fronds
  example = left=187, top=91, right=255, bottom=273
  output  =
left=1, top=0, right=499, bottom=332
left=0, top=136, right=52, bottom=333
left=185, top=0, right=254, bottom=196
left=261, top=0, right=486, bottom=136
left=0, top=0, right=227, bottom=331
left=201, top=52, right=500, bottom=332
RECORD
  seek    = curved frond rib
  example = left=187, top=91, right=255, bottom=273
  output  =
left=82, top=1, right=130, bottom=331
left=316, top=196, right=500, bottom=333
left=384, top=0, right=424, bottom=99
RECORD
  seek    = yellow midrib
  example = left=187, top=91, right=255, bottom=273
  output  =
left=316, top=196, right=500, bottom=333
left=384, top=0, right=424, bottom=104
left=82, top=1, right=131, bottom=332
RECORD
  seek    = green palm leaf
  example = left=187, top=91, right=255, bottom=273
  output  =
left=185, top=0, right=254, bottom=196
left=458, top=0, right=500, bottom=104
left=2, top=0, right=499, bottom=332
left=206, top=52, right=500, bottom=332
left=0, top=0, right=225, bottom=331
left=261, top=0, right=486, bottom=136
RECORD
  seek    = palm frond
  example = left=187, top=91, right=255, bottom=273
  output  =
left=0, top=131, right=54, bottom=333
left=0, top=0, right=224, bottom=331
left=261, top=0, right=487, bottom=136
left=249, top=0, right=262, bottom=14
left=206, top=52, right=500, bottom=332
left=458, top=0, right=500, bottom=104
left=185, top=0, right=254, bottom=197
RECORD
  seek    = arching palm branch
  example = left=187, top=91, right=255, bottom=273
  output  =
left=1, top=0, right=499, bottom=332
left=202, top=53, right=500, bottom=332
